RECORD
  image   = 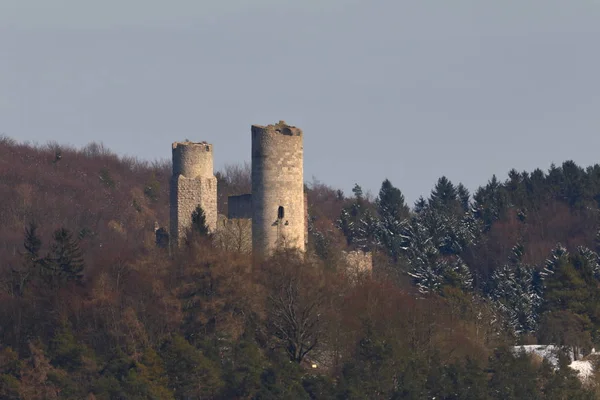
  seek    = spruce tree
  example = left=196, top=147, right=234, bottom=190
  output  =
left=456, top=183, right=470, bottom=213
left=376, top=179, right=409, bottom=222
left=473, top=175, right=508, bottom=231
left=44, top=227, right=84, bottom=287
left=14, top=221, right=43, bottom=295
left=429, top=176, right=459, bottom=213
left=24, top=221, right=42, bottom=260
left=414, top=196, right=427, bottom=214
left=338, top=184, right=378, bottom=250
left=191, top=205, right=209, bottom=236
left=489, top=243, right=542, bottom=335
left=561, top=160, right=586, bottom=208
left=375, top=179, right=409, bottom=261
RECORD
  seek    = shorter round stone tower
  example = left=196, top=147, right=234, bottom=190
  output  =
left=170, top=141, right=217, bottom=246
left=251, top=121, right=305, bottom=256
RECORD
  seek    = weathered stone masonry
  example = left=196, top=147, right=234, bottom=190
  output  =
left=170, top=141, right=217, bottom=246
left=168, top=121, right=371, bottom=274
left=169, top=123, right=311, bottom=256
left=251, top=121, right=305, bottom=256
left=228, top=194, right=253, bottom=219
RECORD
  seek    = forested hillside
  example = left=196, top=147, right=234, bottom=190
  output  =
left=1, top=135, right=600, bottom=399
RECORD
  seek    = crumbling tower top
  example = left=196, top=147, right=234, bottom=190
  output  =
left=251, top=120, right=305, bottom=255
left=251, top=120, right=303, bottom=137
left=172, top=141, right=214, bottom=178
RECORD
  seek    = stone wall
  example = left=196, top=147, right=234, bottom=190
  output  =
left=172, top=141, right=214, bottom=178
left=251, top=121, right=305, bottom=256
left=170, top=141, right=218, bottom=247
left=304, top=191, right=308, bottom=247
left=228, top=193, right=253, bottom=219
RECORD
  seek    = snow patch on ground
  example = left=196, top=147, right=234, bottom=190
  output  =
left=513, top=345, right=596, bottom=382
left=569, top=360, right=594, bottom=382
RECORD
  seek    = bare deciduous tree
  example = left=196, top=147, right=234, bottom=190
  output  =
left=262, top=251, right=327, bottom=363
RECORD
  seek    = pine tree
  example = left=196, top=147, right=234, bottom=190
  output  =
left=472, top=175, right=509, bottom=231
left=560, top=160, right=585, bottom=208
left=376, top=179, right=409, bottom=222
left=375, top=179, right=410, bottom=261
left=401, top=216, right=473, bottom=294
left=489, top=243, right=542, bottom=334
left=541, top=243, right=569, bottom=280
left=414, top=196, right=427, bottom=214
left=351, top=183, right=363, bottom=200
left=13, top=221, right=43, bottom=296
left=338, top=184, right=378, bottom=250
left=429, top=176, right=459, bottom=213
left=191, top=205, right=209, bottom=236
left=456, top=183, right=470, bottom=213
left=24, top=222, right=41, bottom=259
left=44, top=227, right=85, bottom=287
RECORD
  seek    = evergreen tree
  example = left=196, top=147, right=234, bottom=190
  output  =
left=161, top=335, right=223, bottom=399
left=473, top=175, right=509, bottom=231
left=539, top=244, right=600, bottom=353
left=489, top=244, right=541, bottom=335
left=13, top=221, right=43, bottom=295
left=541, top=350, right=594, bottom=399
left=540, top=243, right=569, bottom=280
left=23, top=221, right=42, bottom=260
left=561, top=160, right=586, bottom=208
left=488, top=347, right=540, bottom=400
left=191, top=205, right=209, bottom=236
left=375, top=179, right=410, bottom=261
left=429, top=176, right=459, bottom=213
left=457, top=183, right=471, bottom=213
left=525, top=168, right=547, bottom=208
left=376, top=179, right=410, bottom=222
left=351, top=183, right=363, bottom=200
left=338, top=184, right=378, bottom=250
left=414, top=196, right=427, bottom=214
left=44, top=227, right=84, bottom=287
left=402, top=216, right=473, bottom=294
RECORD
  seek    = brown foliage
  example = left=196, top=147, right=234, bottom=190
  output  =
left=174, top=239, right=258, bottom=342
left=258, top=251, right=338, bottom=363
left=306, top=177, right=346, bottom=224
left=522, top=201, right=598, bottom=265
left=336, top=280, right=493, bottom=369
left=0, top=139, right=170, bottom=281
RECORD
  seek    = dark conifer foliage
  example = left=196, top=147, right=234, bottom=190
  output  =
left=375, top=179, right=410, bottom=261
left=44, top=227, right=85, bottom=286
left=191, top=205, right=209, bottom=236
left=1, top=137, right=600, bottom=398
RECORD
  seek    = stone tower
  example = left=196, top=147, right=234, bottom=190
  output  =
left=251, top=121, right=305, bottom=256
left=170, top=141, right=217, bottom=246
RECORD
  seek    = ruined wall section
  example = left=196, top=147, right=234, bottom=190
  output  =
left=228, top=194, right=253, bottom=219
left=170, top=141, right=217, bottom=247
left=251, top=121, right=305, bottom=256
left=304, top=191, right=309, bottom=248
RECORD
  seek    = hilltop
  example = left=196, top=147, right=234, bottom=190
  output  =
left=1, top=136, right=600, bottom=398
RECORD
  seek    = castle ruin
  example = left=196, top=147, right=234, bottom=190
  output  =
left=251, top=122, right=306, bottom=254
left=169, top=141, right=218, bottom=247
left=169, top=121, right=371, bottom=269
left=170, top=121, right=306, bottom=256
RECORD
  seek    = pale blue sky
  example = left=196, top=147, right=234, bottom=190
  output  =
left=1, top=0, right=600, bottom=204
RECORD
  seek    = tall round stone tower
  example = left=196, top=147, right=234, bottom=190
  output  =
left=170, top=141, right=217, bottom=246
left=251, top=121, right=305, bottom=256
